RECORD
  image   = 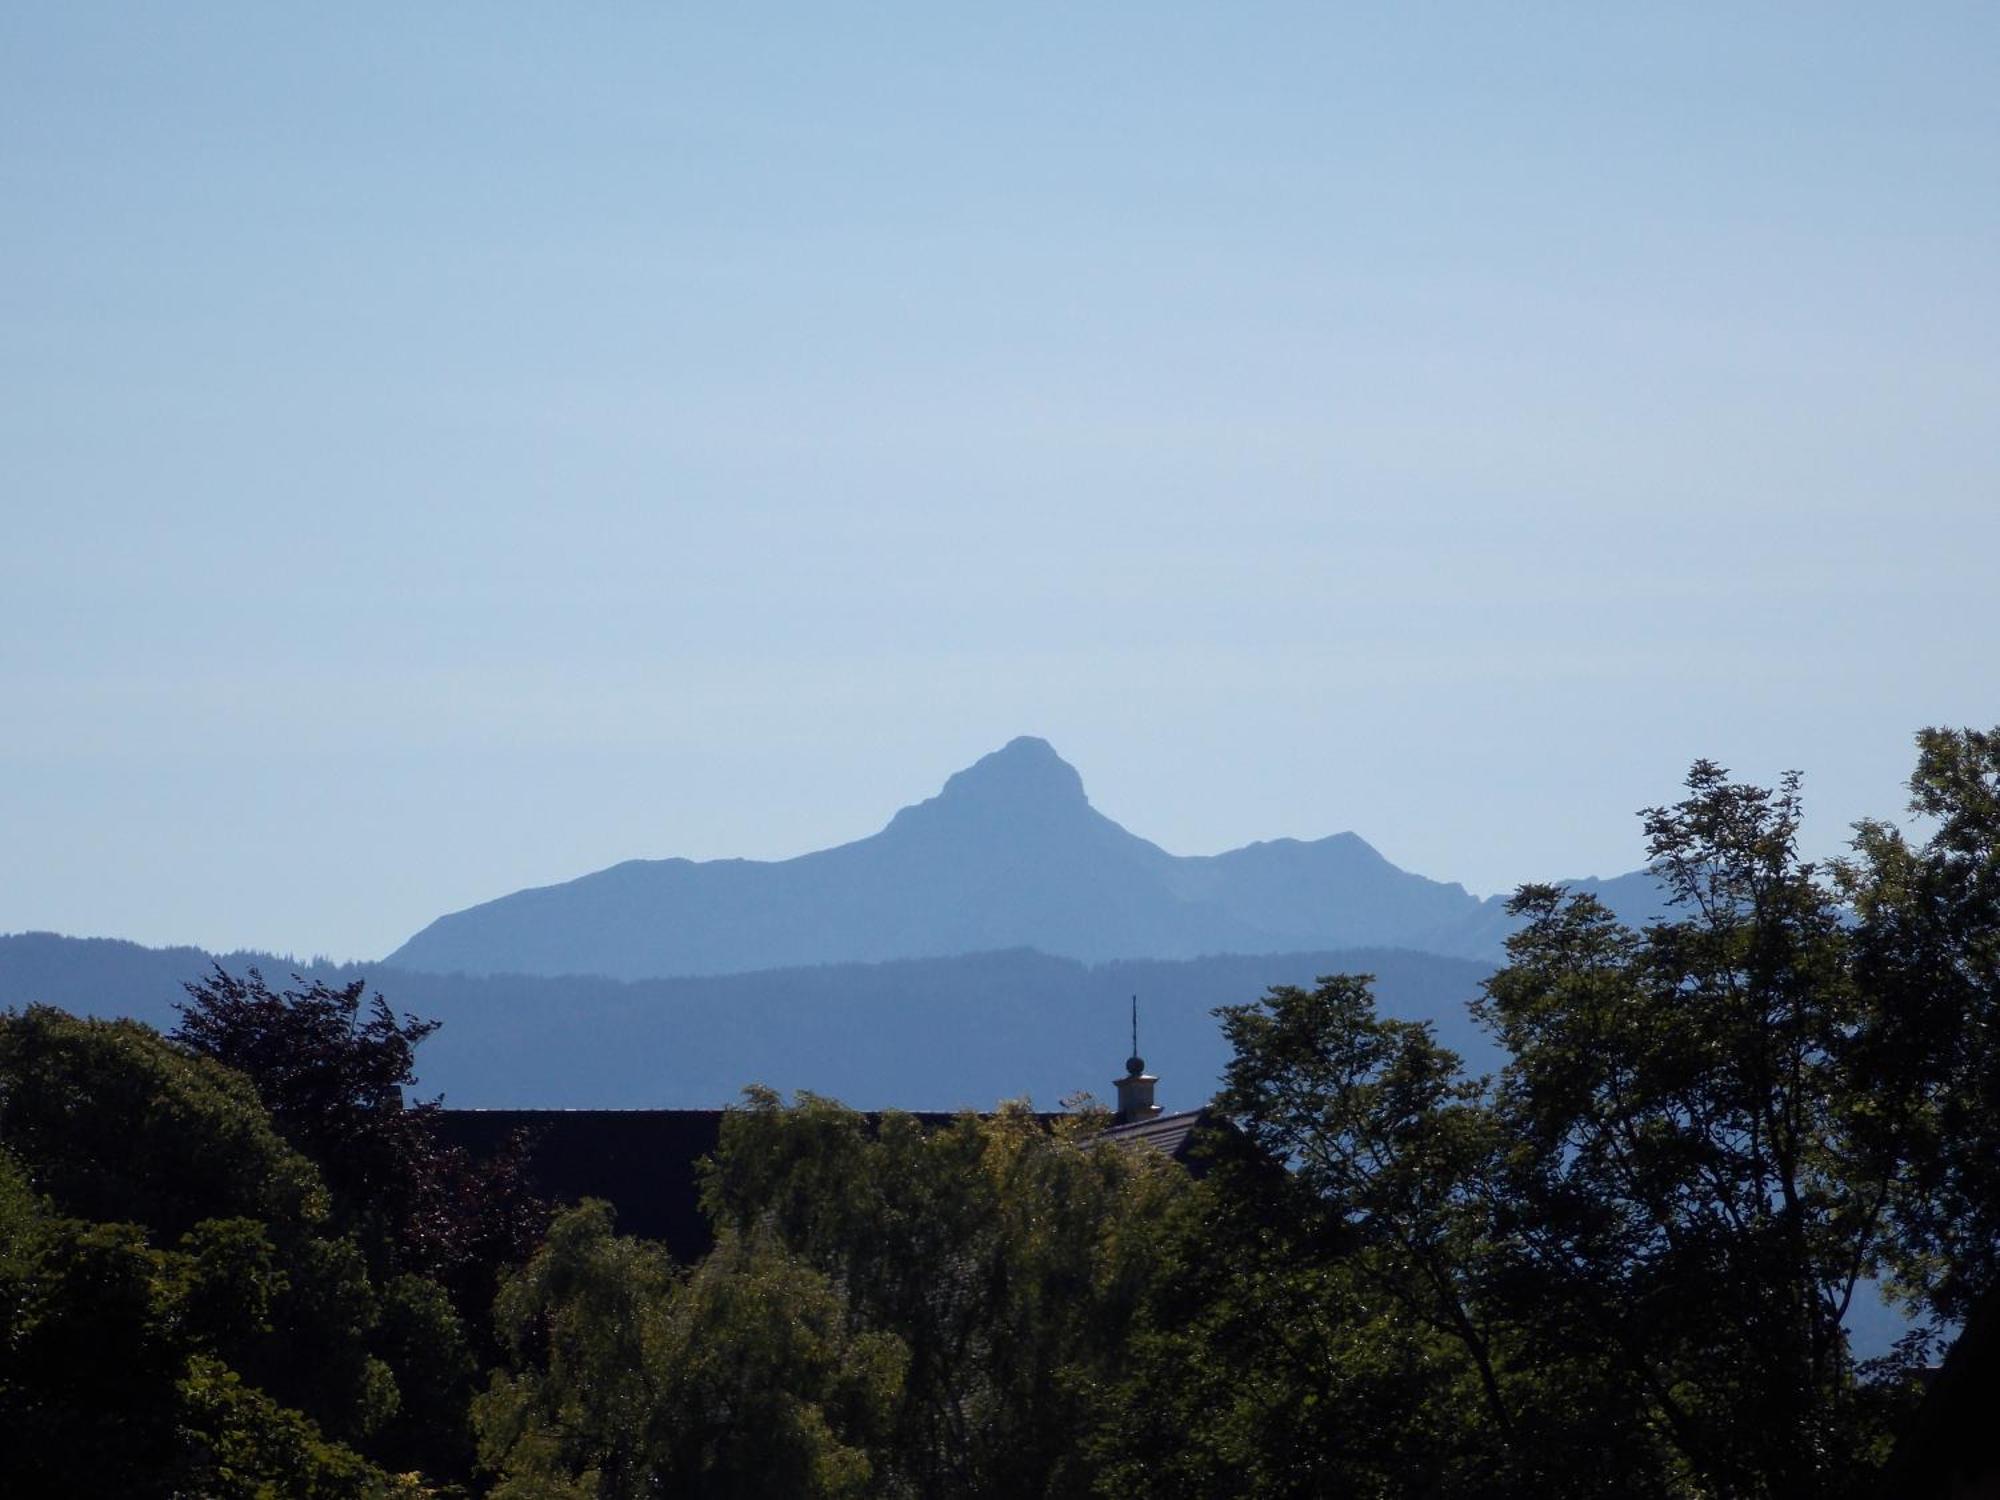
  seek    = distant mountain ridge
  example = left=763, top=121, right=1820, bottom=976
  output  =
left=0, top=931, right=1499, bottom=1110
left=385, top=736, right=1668, bottom=980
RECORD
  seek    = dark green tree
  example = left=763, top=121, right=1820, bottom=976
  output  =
left=475, top=1199, right=905, bottom=1499
left=173, top=967, right=548, bottom=1304
left=1480, top=762, right=1926, bottom=1495
left=1170, top=758, right=1949, bottom=1499
left=1843, top=727, right=2000, bottom=1328
left=0, top=1002, right=323, bottom=1241
left=0, top=1012, right=427, bottom=1495
left=699, top=1090, right=1187, bottom=1499
left=1084, top=1118, right=1490, bottom=1499
left=1189, top=976, right=1676, bottom=1498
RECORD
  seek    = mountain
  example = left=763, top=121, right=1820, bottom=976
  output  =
left=0, top=932, right=1497, bottom=1110
left=386, top=736, right=1670, bottom=980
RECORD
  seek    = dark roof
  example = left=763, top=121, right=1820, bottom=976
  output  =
left=438, top=1103, right=1220, bottom=1262
left=434, top=1109, right=727, bottom=1259
left=435, top=1106, right=1021, bottom=1262
left=1100, top=1108, right=1216, bottom=1172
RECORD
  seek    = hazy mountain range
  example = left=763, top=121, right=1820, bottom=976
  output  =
left=1, top=735, right=1670, bottom=1109
left=0, top=932, right=1496, bottom=1110
left=387, top=736, right=1668, bottom=980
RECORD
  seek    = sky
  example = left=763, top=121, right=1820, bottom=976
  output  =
left=4, top=4, right=1996, bottom=962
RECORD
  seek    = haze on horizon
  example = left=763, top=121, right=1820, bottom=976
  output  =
left=5, top=5, right=1996, bottom=962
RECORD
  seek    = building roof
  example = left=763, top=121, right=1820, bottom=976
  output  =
left=1099, top=1107, right=1215, bottom=1171
left=434, top=1108, right=728, bottom=1258
left=439, top=1102, right=1223, bottom=1257
left=435, top=1106, right=1059, bottom=1260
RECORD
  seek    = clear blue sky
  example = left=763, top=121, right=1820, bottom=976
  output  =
left=5, top=4, right=1996, bottom=961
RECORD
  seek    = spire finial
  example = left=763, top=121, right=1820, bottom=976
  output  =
left=1115, top=994, right=1159, bottom=1122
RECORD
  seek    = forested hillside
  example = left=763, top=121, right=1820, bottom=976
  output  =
left=0, top=935, right=1497, bottom=1108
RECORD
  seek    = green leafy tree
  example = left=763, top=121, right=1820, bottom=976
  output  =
left=1478, top=764, right=1913, bottom=1496
left=172, top=969, right=549, bottom=1481
left=1084, top=1123, right=1489, bottom=1499
left=1214, top=979, right=1510, bottom=1437
left=476, top=1199, right=904, bottom=1499
left=0, top=1149, right=421, bottom=1497
left=176, top=1355, right=431, bottom=1499
left=0, top=1002, right=324, bottom=1240
left=1842, top=727, right=2000, bottom=1327
left=174, top=968, right=549, bottom=1306
left=1191, top=977, right=1668, bottom=1498
left=0, top=1007, right=435, bottom=1494
left=699, top=1090, right=1187, bottom=1498
left=1173, top=758, right=1954, bottom=1499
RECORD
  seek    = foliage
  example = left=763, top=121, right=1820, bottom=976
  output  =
left=475, top=1199, right=904, bottom=1499
left=699, top=1089, right=1189, bottom=1499
left=1116, top=743, right=2000, bottom=1499
left=1476, top=763, right=1910, bottom=1496
left=0, top=1003, right=325, bottom=1240
left=174, top=967, right=549, bottom=1303
left=172, top=968, right=439, bottom=1193
left=171, top=966, right=547, bottom=1484
left=1162, top=977, right=1678, bottom=1499
left=0, top=1008, right=444, bottom=1494
left=176, top=1355, right=434, bottom=1499
left=0, top=1148, right=422, bottom=1497
left=3, top=726, right=1996, bottom=1497
left=1215, top=977, right=1510, bottom=1433
left=1842, top=727, right=2000, bottom=1325
left=1085, top=1123, right=1489, bottom=1499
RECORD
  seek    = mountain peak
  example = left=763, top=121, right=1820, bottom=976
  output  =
left=380, top=728, right=1662, bottom=980
left=934, top=736, right=1088, bottom=811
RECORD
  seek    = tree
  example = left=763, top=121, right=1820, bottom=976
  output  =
left=1843, top=727, right=2000, bottom=1328
left=475, top=1200, right=905, bottom=1499
left=699, top=1089, right=1187, bottom=1498
left=1084, top=1116, right=1492, bottom=1499
left=1480, top=760, right=1933, bottom=1496
left=0, top=1011, right=427, bottom=1496
left=172, top=969, right=438, bottom=1255
left=1186, top=759, right=1945, bottom=1498
left=1475, top=764, right=1916, bottom=1496
left=0, top=1002, right=324, bottom=1241
left=1199, top=976, right=1673, bottom=1498
left=173, top=968, right=548, bottom=1317
left=1214, top=977, right=1508, bottom=1434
